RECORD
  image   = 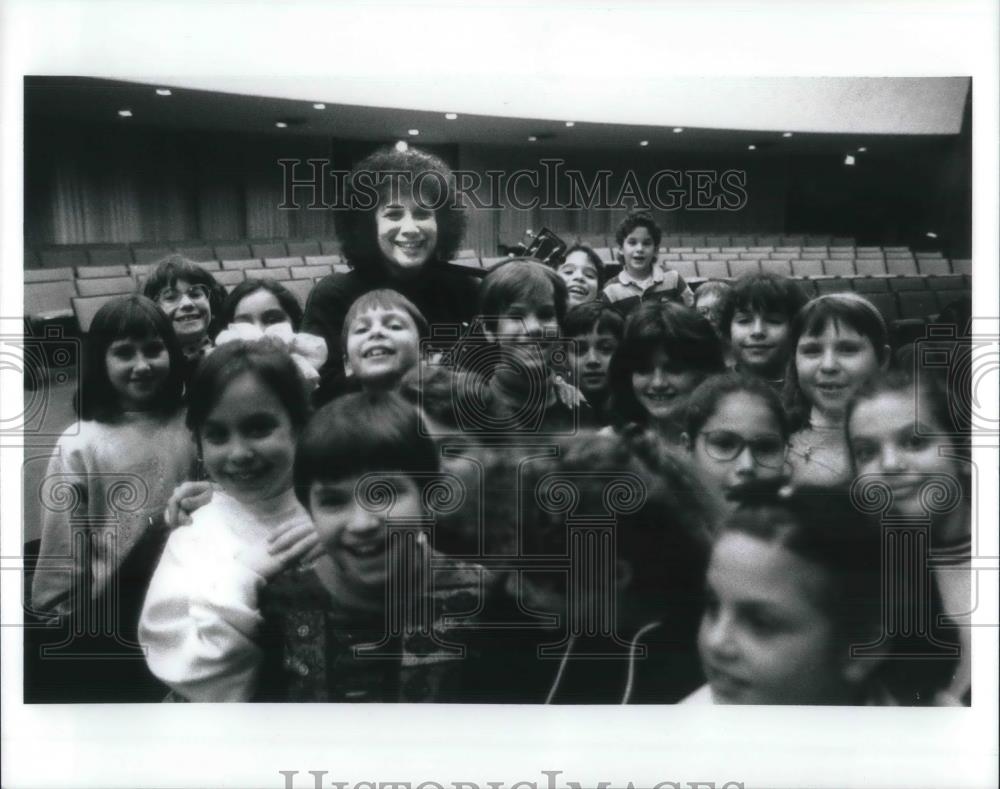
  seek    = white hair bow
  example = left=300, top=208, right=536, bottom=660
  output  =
left=215, top=322, right=328, bottom=388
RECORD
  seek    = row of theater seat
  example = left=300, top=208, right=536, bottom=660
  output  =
left=563, top=234, right=860, bottom=249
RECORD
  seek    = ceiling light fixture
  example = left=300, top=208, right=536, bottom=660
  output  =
left=747, top=144, right=756, bottom=150
left=926, top=231, right=938, bottom=239
left=782, top=132, right=793, bottom=138
left=408, top=129, right=419, bottom=136
left=844, top=154, right=856, bottom=166
left=639, top=140, right=649, bottom=147
left=275, top=121, right=288, bottom=129
left=673, top=127, right=683, bottom=133
left=857, top=146, right=867, bottom=153
left=565, top=121, right=575, bottom=127
left=445, top=113, right=458, bottom=120
left=528, top=136, right=538, bottom=142
left=313, top=103, right=326, bottom=110
left=118, top=109, right=133, bottom=118
left=155, top=88, right=171, bottom=97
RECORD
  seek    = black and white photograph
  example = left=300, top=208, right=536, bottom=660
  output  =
left=2, top=2, right=997, bottom=788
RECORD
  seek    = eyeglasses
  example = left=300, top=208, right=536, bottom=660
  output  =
left=156, top=284, right=210, bottom=309
left=699, top=430, right=787, bottom=468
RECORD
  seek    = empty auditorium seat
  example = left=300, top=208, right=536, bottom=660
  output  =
left=659, top=252, right=681, bottom=261
left=823, top=260, right=856, bottom=277
left=669, top=260, right=698, bottom=279
left=748, top=246, right=774, bottom=253
left=760, top=260, right=793, bottom=277
left=952, top=259, right=972, bottom=275
left=755, top=235, right=780, bottom=246
left=74, top=276, right=136, bottom=298
left=789, top=260, right=823, bottom=277
left=305, top=254, right=342, bottom=267
left=278, top=279, right=314, bottom=308
left=864, top=292, right=899, bottom=324
left=286, top=240, right=322, bottom=257
left=76, top=264, right=129, bottom=279
left=669, top=247, right=694, bottom=253
left=174, top=245, right=215, bottom=262
left=801, top=251, right=827, bottom=260
left=72, top=295, right=118, bottom=333
left=925, top=275, right=963, bottom=290
left=246, top=267, right=289, bottom=281
left=221, top=258, right=263, bottom=271
left=214, top=243, right=253, bottom=260
left=897, top=290, right=940, bottom=320
left=213, top=270, right=246, bottom=287
left=780, top=235, right=805, bottom=246
left=455, top=248, right=478, bottom=259
left=38, top=247, right=88, bottom=269
left=855, top=251, right=885, bottom=261
left=709, top=253, right=739, bottom=260
left=852, top=278, right=890, bottom=293
left=721, top=246, right=747, bottom=253
left=705, top=236, right=730, bottom=247
left=26, top=249, right=41, bottom=268
left=250, top=241, right=288, bottom=259
left=292, top=265, right=333, bottom=280
left=131, top=246, right=175, bottom=264
left=200, top=260, right=222, bottom=272
left=695, top=246, right=720, bottom=253
left=805, top=235, right=833, bottom=246
left=886, top=258, right=918, bottom=276
left=887, top=277, right=927, bottom=292
left=728, top=260, right=761, bottom=278
left=915, top=250, right=945, bottom=259
left=883, top=246, right=911, bottom=253
left=729, top=235, right=755, bottom=246
left=854, top=258, right=888, bottom=276
left=661, top=235, right=684, bottom=248
left=775, top=246, right=801, bottom=254
left=87, top=246, right=133, bottom=266
left=25, top=281, right=77, bottom=322
left=937, top=290, right=970, bottom=310
left=696, top=260, right=730, bottom=279
left=319, top=239, right=342, bottom=255
left=24, top=268, right=74, bottom=283
left=739, top=252, right=761, bottom=260
left=856, top=246, right=882, bottom=254
left=681, top=253, right=709, bottom=261
left=828, top=250, right=855, bottom=259
left=830, top=237, right=855, bottom=247
left=680, top=236, right=706, bottom=247
left=578, top=235, right=609, bottom=248
left=770, top=252, right=799, bottom=260
left=917, top=259, right=951, bottom=276
left=815, top=278, right=853, bottom=295
left=264, top=256, right=305, bottom=268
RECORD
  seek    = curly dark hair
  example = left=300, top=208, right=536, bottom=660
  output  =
left=614, top=210, right=662, bottom=248
left=220, top=278, right=304, bottom=331
left=141, top=254, right=228, bottom=339
left=333, top=146, right=467, bottom=274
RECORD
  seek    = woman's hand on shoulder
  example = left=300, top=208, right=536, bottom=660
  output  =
left=164, top=481, right=214, bottom=528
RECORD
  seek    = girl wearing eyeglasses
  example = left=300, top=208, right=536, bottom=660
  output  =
left=682, top=372, right=790, bottom=513
left=142, top=255, right=227, bottom=378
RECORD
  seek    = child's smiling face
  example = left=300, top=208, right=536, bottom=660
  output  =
left=344, top=306, right=421, bottom=389
left=620, top=226, right=657, bottom=279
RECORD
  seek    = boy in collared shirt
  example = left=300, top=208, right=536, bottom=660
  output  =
left=601, top=211, right=694, bottom=315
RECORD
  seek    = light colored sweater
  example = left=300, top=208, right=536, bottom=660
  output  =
left=30, top=410, right=196, bottom=620
left=139, top=487, right=311, bottom=702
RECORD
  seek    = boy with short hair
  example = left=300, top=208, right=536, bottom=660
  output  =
left=562, top=301, right=624, bottom=424
left=341, top=289, right=428, bottom=393
left=718, top=272, right=809, bottom=389
left=601, top=211, right=694, bottom=315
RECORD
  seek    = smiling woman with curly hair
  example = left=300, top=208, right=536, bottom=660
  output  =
left=302, top=146, right=479, bottom=404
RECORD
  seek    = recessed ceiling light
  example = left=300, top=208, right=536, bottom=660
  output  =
left=844, top=154, right=856, bottom=166
left=408, top=129, right=420, bottom=136
left=782, top=132, right=793, bottom=138
left=275, top=121, right=288, bottom=129
left=857, top=146, right=867, bottom=153
left=673, top=127, right=683, bottom=133
left=639, top=140, right=649, bottom=147
left=313, top=103, right=326, bottom=110
left=118, top=109, right=133, bottom=118
left=926, top=231, right=938, bottom=239
left=747, top=144, right=756, bottom=150
left=445, top=113, right=458, bottom=120
left=155, top=88, right=172, bottom=97
left=565, top=121, right=575, bottom=127
left=528, top=136, right=538, bottom=142
left=395, top=141, right=409, bottom=152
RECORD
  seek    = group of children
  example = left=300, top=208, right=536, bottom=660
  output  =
left=28, top=206, right=971, bottom=707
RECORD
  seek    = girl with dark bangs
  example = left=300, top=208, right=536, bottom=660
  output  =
left=606, top=301, right=725, bottom=445
left=783, top=293, right=890, bottom=485
left=30, top=295, right=197, bottom=699
left=142, top=254, right=227, bottom=379
left=302, top=146, right=480, bottom=405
